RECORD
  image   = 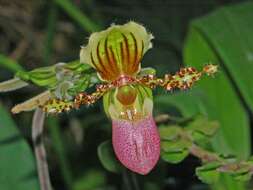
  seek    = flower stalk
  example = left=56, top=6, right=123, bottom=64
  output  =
left=32, top=108, right=52, bottom=190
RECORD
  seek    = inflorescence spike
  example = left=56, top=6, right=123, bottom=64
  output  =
left=42, top=64, right=218, bottom=114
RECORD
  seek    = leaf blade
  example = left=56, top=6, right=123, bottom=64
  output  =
left=0, top=104, right=40, bottom=190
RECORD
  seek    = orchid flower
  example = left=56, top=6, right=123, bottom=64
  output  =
left=0, top=22, right=217, bottom=175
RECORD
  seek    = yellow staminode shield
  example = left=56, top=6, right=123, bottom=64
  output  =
left=80, top=22, right=153, bottom=81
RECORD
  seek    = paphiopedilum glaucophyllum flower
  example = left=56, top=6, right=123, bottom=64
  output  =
left=0, top=22, right=217, bottom=175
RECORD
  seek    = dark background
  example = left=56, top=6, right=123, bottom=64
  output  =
left=0, top=0, right=249, bottom=190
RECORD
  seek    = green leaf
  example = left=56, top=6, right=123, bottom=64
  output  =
left=165, top=2, right=253, bottom=189
left=184, top=3, right=253, bottom=189
left=48, top=117, right=73, bottom=189
left=155, top=92, right=201, bottom=118
left=161, top=138, right=191, bottom=164
left=161, top=148, right=189, bottom=164
left=196, top=162, right=221, bottom=184
left=143, top=182, right=160, bottom=190
left=219, top=162, right=252, bottom=182
left=186, top=116, right=219, bottom=147
left=159, top=125, right=182, bottom=141
left=184, top=3, right=252, bottom=159
left=0, top=104, right=39, bottom=190
left=0, top=54, right=24, bottom=73
left=193, top=2, right=253, bottom=114
left=97, top=140, right=122, bottom=173
left=74, top=169, right=106, bottom=190
left=187, top=116, right=219, bottom=137
left=233, top=172, right=252, bottom=182
left=53, top=0, right=100, bottom=32
left=161, top=139, right=192, bottom=152
left=159, top=125, right=192, bottom=164
left=138, top=67, right=156, bottom=76
left=43, top=2, right=58, bottom=66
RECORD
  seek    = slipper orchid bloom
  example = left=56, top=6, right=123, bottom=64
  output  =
left=0, top=22, right=217, bottom=175
left=79, top=22, right=160, bottom=174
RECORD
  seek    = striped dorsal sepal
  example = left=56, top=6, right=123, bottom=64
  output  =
left=80, top=22, right=153, bottom=82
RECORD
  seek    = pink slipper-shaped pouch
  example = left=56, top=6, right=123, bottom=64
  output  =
left=112, top=115, right=160, bottom=175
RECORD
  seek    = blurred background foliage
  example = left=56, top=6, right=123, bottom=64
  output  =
left=0, top=0, right=253, bottom=190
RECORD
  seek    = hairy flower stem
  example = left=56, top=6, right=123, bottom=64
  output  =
left=189, top=144, right=222, bottom=163
left=189, top=143, right=253, bottom=177
left=182, top=131, right=253, bottom=175
left=32, top=108, right=52, bottom=190
left=40, top=64, right=218, bottom=115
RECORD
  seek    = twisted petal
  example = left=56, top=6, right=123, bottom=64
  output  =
left=11, top=91, right=51, bottom=114
left=80, top=22, right=153, bottom=81
left=0, top=77, right=28, bottom=92
left=112, top=115, right=160, bottom=175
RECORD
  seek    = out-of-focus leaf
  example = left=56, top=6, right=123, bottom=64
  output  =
left=232, top=172, right=251, bottom=182
left=192, top=2, right=253, bottom=114
left=53, top=0, right=100, bottom=32
left=97, top=140, right=122, bottom=173
left=157, top=2, right=252, bottom=189
left=159, top=125, right=182, bottom=141
left=143, top=182, right=160, bottom=190
left=184, top=1, right=252, bottom=160
left=187, top=116, right=219, bottom=137
left=183, top=2, right=253, bottom=189
left=219, top=162, right=252, bottom=182
left=196, top=162, right=221, bottom=184
left=161, top=139, right=192, bottom=152
left=0, top=54, right=24, bottom=73
left=48, top=117, right=73, bottom=189
left=159, top=125, right=191, bottom=164
left=161, top=138, right=191, bottom=164
left=161, top=147, right=189, bottom=164
left=0, top=103, right=39, bottom=190
left=155, top=92, right=201, bottom=118
left=43, top=2, right=58, bottom=66
left=184, top=28, right=250, bottom=158
left=74, top=169, right=106, bottom=190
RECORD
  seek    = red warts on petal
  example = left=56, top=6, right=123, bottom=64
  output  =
left=112, top=115, right=160, bottom=175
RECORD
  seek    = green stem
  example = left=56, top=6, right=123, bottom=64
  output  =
left=53, top=0, right=100, bottom=32
left=48, top=117, right=73, bottom=190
